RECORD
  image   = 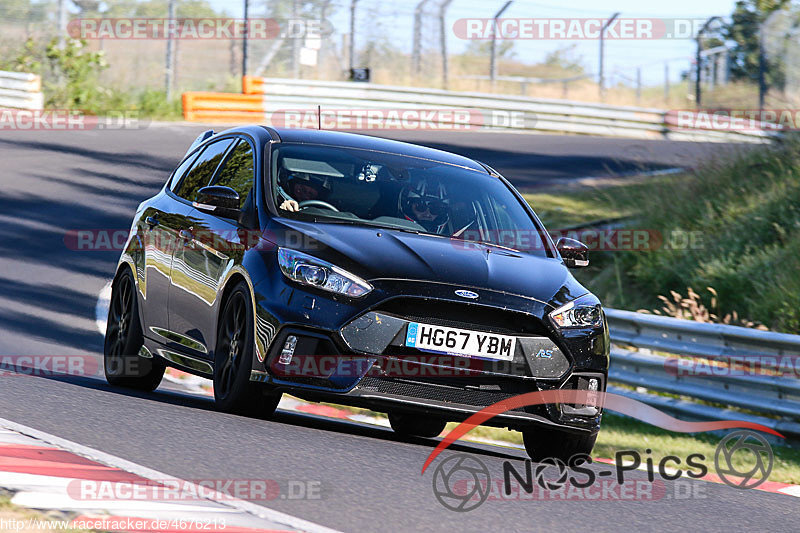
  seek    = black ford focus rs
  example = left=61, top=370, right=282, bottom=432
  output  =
left=105, top=126, right=609, bottom=461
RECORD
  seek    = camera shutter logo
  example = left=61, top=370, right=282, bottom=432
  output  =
left=714, top=430, right=773, bottom=489
left=534, top=457, right=569, bottom=490
left=432, top=454, right=491, bottom=512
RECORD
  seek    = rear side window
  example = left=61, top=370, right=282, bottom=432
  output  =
left=211, top=140, right=255, bottom=209
left=173, top=139, right=235, bottom=201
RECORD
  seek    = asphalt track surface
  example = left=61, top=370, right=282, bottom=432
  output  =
left=0, top=124, right=792, bottom=532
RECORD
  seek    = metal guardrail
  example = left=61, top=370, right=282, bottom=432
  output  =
left=0, top=71, right=43, bottom=110
left=606, top=308, right=800, bottom=437
left=235, top=77, right=771, bottom=144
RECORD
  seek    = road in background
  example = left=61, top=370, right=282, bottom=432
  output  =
left=0, top=124, right=782, bottom=532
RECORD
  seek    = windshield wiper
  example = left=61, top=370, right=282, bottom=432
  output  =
left=451, top=236, right=522, bottom=253
left=318, top=218, right=422, bottom=234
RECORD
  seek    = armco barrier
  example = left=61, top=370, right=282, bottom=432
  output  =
left=0, top=70, right=43, bottom=110
left=181, top=76, right=770, bottom=143
left=181, top=92, right=266, bottom=123
left=606, top=308, right=800, bottom=438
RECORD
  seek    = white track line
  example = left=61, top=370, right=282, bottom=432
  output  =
left=0, top=417, right=342, bottom=533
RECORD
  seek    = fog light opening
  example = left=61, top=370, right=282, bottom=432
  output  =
left=586, top=378, right=599, bottom=408
left=278, top=335, right=298, bottom=364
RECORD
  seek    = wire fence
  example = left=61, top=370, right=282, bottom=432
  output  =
left=3, top=0, right=800, bottom=112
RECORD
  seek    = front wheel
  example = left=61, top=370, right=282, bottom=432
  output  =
left=388, top=413, right=447, bottom=438
left=104, top=269, right=165, bottom=391
left=522, top=426, right=598, bottom=463
left=214, top=282, right=281, bottom=417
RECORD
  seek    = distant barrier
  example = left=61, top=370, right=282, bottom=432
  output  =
left=181, top=76, right=774, bottom=143
left=181, top=91, right=265, bottom=123
left=0, top=71, right=43, bottom=110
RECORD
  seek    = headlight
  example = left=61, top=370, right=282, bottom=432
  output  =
left=277, top=248, right=372, bottom=298
left=549, top=295, right=603, bottom=329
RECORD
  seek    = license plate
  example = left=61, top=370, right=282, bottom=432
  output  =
left=405, top=322, right=516, bottom=361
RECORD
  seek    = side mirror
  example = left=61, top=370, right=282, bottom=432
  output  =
left=556, top=237, right=589, bottom=268
left=194, top=185, right=240, bottom=220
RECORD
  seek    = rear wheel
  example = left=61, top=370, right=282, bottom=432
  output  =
left=388, top=413, right=447, bottom=438
left=104, top=269, right=165, bottom=391
left=522, top=426, right=597, bottom=463
left=214, top=282, right=281, bottom=417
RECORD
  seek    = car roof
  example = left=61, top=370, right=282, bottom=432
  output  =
left=216, top=126, right=487, bottom=173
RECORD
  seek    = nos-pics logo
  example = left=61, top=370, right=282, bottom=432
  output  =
left=431, top=430, right=774, bottom=511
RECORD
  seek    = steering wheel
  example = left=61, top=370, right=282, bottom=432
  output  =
left=299, top=200, right=339, bottom=212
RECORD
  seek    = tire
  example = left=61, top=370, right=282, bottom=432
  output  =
left=104, top=268, right=165, bottom=391
left=388, top=413, right=446, bottom=438
left=522, top=426, right=598, bottom=463
left=214, top=281, right=281, bottom=417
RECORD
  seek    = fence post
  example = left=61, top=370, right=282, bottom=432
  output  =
left=412, top=0, right=431, bottom=77
left=57, top=0, right=67, bottom=47
left=165, top=0, right=176, bottom=97
left=599, top=12, right=620, bottom=101
left=439, top=0, right=454, bottom=89
left=349, top=0, right=359, bottom=72
left=695, top=16, right=721, bottom=108
left=759, top=24, right=767, bottom=109
left=490, top=1, right=513, bottom=86
left=242, top=0, right=249, bottom=87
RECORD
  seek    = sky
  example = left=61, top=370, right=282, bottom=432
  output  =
left=208, top=0, right=742, bottom=85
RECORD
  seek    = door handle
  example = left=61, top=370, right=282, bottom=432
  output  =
left=145, top=215, right=159, bottom=228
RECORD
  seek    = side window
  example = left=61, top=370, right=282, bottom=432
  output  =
left=168, top=152, right=199, bottom=190
left=173, top=139, right=235, bottom=201
left=211, top=140, right=255, bottom=209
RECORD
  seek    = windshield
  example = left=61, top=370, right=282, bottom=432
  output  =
left=270, top=143, right=550, bottom=256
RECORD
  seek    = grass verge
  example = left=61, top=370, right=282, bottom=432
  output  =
left=524, top=138, right=800, bottom=332
left=0, top=493, right=92, bottom=533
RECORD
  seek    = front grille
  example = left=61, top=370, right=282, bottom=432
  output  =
left=355, top=377, right=529, bottom=412
left=376, top=298, right=549, bottom=336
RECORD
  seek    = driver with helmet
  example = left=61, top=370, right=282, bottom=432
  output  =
left=399, top=177, right=450, bottom=233
left=279, top=171, right=332, bottom=212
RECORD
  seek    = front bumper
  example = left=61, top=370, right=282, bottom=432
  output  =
left=249, top=276, right=609, bottom=432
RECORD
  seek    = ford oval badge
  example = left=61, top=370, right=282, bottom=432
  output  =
left=455, top=290, right=479, bottom=300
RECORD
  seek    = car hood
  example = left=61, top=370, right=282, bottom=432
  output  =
left=268, top=219, right=586, bottom=307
